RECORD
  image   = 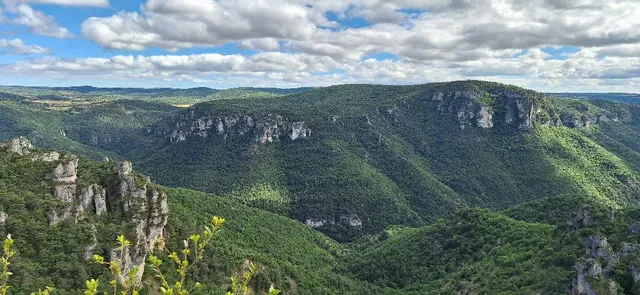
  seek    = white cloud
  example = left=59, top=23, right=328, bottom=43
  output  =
left=2, top=4, right=74, bottom=38
left=82, top=0, right=319, bottom=50
left=239, top=38, right=281, bottom=51
left=0, top=38, right=50, bottom=54
left=2, top=0, right=640, bottom=91
left=0, top=0, right=109, bottom=6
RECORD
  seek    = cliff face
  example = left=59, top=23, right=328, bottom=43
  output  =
left=4, top=138, right=168, bottom=286
left=567, top=207, right=640, bottom=295
left=429, top=89, right=538, bottom=130
left=152, top=109, right=311, bottom=144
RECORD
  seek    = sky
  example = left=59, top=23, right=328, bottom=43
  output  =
left=0, top=0, right=639, bottom=92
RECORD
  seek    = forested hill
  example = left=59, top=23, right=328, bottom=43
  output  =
left=549, top=93, right=640, bottom=105
left=1, top=81, right=639, bottom=242
left=1, top=80, right=640, bottom=294
left=133, top=81, right=640, bottom=241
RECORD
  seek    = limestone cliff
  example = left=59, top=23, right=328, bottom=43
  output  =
left=3, top=138, right=168, bottom=286
left=0, top=136, right=34, bottom=155
left=570, top=234, right=640, bottom=294
left=428, top=89, right=541, bottom=130
left=152, top=109, right=311, bottom=145
left=426, top=89, right=620, bottom=131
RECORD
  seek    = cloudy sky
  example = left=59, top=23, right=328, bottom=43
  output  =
left=0, top=0, right=639, bottom=91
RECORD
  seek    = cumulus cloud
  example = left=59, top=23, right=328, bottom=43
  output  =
left=4, top=44, right=640, bottom=91
left=2, top=0, right=640, bottom=91
left=0, top=0, right=108, bottom=6
left=2, top=4, right=74, bottom=38
left=0, top=37, right=49, bottom=54
left=81, top=0, right=319, bottom=50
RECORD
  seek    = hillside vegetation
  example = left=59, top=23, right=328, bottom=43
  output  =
left=1, top=80, right=640, bottom=294
left=1, top=81, right=639, bottom=242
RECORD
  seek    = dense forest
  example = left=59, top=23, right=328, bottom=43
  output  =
left=1, top=81, right=640, bottom=294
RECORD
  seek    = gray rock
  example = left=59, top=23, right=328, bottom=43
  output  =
left=476, top=106, right=494, bottom=128
left=118, top=161, right=133, bottom=177
left=340, top=214, right=363, bottom=229
left=570, top=208, right=593, bottom=230
left=36, top=151, right=60, bottom=162
left=84, top=225, right=98, bottom=260
left=110, top=164, right=168, bottom=286
left=94, top=187, right=107, bottom=216
left=504, top=95, right=535, bottom=129
left=628, top=223, right=640, bottom=234
left=5, top=137, right=34, bottom=155
left=78, top=186, right=96, bottom=215
left=290, top=122, right=311, bottom=140
left=305, top=219, right=333, bottom=228
left=48, top=184, right=77, bottom=225
left=586, top=259, right=602, bottom=277
left=630, top=264, right=640, bottom=282
left=46, top=156, right=78, bottom=183
left=571, top=263, right=596, bottom=295
left=163, top=113, right=311, bottom=145
left=585, top=236, right=619, bottom=278
left=0, top=211, right=7, bottom=225
left=620, top=242, right=640, bottom=258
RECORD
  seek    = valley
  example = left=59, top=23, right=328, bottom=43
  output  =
left=1, top=81, right=640, bottom=294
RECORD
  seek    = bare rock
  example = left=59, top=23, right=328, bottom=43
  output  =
left=629, top=223, right=640, bottom=234
left=46, top=156, right=78, bottom=183
left=35, top=151, right=60, bottom=162
left=0, top=211, right=7, bottom=225
left=504, top=94, right=536, bottom=129
left=290, top=122, right=311, bottom=140
left=118, top=161, right=133, bottom=177
left=5, top=137, right=34, bottom=155
left=571, top=263, right=596, bottom=295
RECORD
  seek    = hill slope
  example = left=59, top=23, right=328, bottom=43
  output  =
left=0, top=139, right=380, bottom=294
left=1, top=81, right=639, bottom=243
left=131, top=81, right=640, bottom=240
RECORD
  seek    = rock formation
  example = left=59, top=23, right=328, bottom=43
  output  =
left=570, top=236, right=640, bottom=294
left=504, top=92, right=536, bottom=129
left=153, top=110, right=311, bottom=145
left=40, top=153, right=167, bottom=286
left=2, top=136, right=34, bottom=155
left=430, top=90, right=537, bottom=130
left=112, top=160, right=168, bottom=284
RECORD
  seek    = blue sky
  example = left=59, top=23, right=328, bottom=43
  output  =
left=0, top=0, right=639, bottom=92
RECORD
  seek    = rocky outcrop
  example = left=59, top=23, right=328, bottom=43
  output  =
left=585, top=236, right=618, bottom=276
left=570, top=236, right=640, bottom=294
left=570, top=208, right=593, bottom=230
left=551, top=113, right=619, bottom=129
left=112, top=160, right=168, bottom=284
left=1, top=137, right=62, bottom=161
left=46, top=156, right=79, bottom=183
left=305, top=215, right=363, bottom=229
left=571, top=263, right=596, bottom=295
left=46, top=155, right=80, bottom=225
left=1, top=137, right=34, bottom=155
left=35, top=152, right=60, bottom=162
left=504, top=92, right=536, bottom=129
left=431, top=91, right=495, bottom=129
left=628, top=223, right=640, bottom=234
left=42, top=156, right=167, bottom=285
left=430, top=90, right=538, bottom=130
left=570, top=236, right=614, bottom=295
left=2, top=139, right=168, bottom=287
left=154, top=110, right=311, bottom=145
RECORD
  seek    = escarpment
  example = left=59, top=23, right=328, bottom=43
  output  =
left=4, top=137, right=168, bottom=286
left=152, top=109, right=311, bottom=144
left=427, top=89, right=540, bottom=130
